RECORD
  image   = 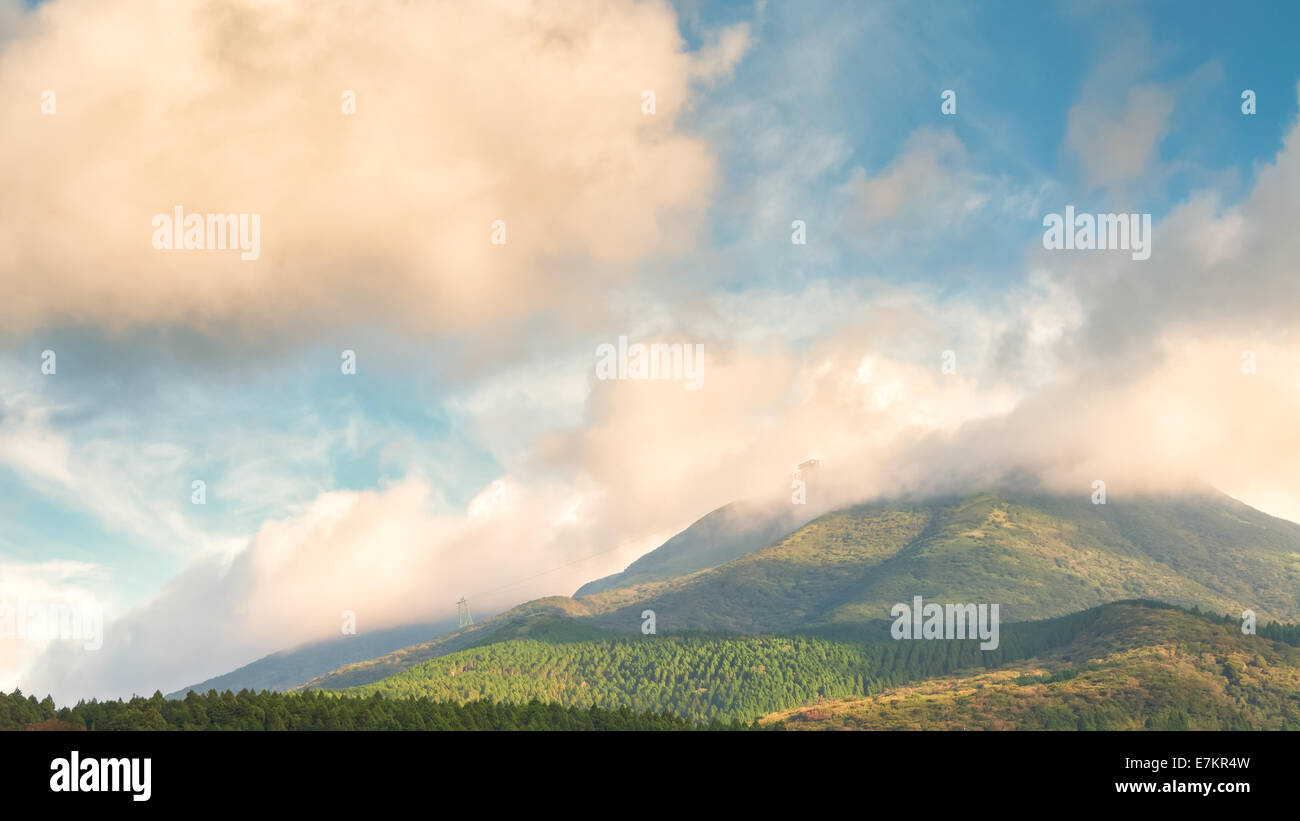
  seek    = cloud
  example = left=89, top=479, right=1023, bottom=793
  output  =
left=844, top=128, right=1039, bottom=261
left=27, top=472, right=642, bottom=701
left=1040, top=88, right=1300, bottom=365
left=854, top=129, right=983, bottom=225
left=0, top=370, right=348, bottom=559
left=0, top=0, right=737, bottom=340
left=690, top=21, right=754, bottom=84
left=1066, top=84, right=1174, bottom=192
left=0, top=558, right=112, bottom=692
left=0, top=392, right=212, bottom=555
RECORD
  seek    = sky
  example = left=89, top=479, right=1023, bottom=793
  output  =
left=2, top=0, right=1300, bottom=702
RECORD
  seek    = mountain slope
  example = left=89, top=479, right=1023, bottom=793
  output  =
left=574, top=500, right=808, bottom=596
left=340, top=602, right=1300, bottom=728
left=582, top=488, right=1300, bottom=632
left=296, top=597, right=596, bottom=691
left=292, top=488, right=1299, bottom=691
left=166, top=618, right=458, bottom=698
left=763, top=603, right=1300, bottom=730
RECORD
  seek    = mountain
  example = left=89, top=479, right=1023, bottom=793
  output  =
left=216, top=487, right=1300, bottom=694
left=577, top=488, right=1300, bottom=633
left=165, top=618, right=459, bottom=698
left=339, top=602, right=1300, bottom=728
left=574, top=500, right=810, bottom=596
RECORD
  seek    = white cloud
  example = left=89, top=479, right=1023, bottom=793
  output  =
left=0, top=0, right=736, bottom=340
left=0, top=558, right=114, bottom=692
left=25, top=473, right=641, bottom=701
left=1066, top=84, right=1174, bottom=192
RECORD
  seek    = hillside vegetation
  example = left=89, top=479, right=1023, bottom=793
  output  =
left=339, top=601, right=1299, bottom=727
left=764, top=604, right=1300, bottom=730
left=582, top=490, right=1300, bottom=632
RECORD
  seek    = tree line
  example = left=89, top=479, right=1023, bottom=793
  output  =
left=0, top=688, right=775, bottom=731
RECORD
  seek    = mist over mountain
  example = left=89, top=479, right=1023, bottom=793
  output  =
left=580, top=486, right=1300, bottom=632
left=265, top=485, right=1300, bottom=695
left=575, top=499, right=815, bottom=596
left=166, top=618, right=459, bottom=698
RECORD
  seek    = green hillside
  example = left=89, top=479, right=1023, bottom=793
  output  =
left=297, top=596, right=599, bottom=691
left=765, top=604, right=1300, bottom=730
left=298, top=489, right=1300, bottom=692
left=583, top=489, right=1300, bottom=631
left=339, top=601, right=1300, bottom=726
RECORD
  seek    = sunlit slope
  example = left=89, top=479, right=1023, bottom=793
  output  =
left=586, top=489, right=1300, bottom=631
left=763, top=603, right=1300, bottom=730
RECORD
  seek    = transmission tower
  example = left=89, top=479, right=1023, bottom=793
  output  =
left=457, top=596, right=473, bottom=627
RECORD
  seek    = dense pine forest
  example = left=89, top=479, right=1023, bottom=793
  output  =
left=344, top=601, right=1300, bottom=725
left=343, top=601, right=1182, bottom=723
left=0, top=688, right=770, bottom=731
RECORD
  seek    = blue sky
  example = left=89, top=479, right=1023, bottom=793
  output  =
left=3, top=0, right=1300, bottom=700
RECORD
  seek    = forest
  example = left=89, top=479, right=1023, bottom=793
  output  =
left=0, top=688, right=772, bottom=731
left=345, top=601, right=1155, bottom=723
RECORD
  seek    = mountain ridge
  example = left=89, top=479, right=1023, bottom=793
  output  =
left=195, top=486, right=1300, bottom=694
left=165, top=618, right=460, bottom=698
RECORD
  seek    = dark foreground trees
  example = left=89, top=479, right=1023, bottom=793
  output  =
left=0, top=688, right=773, bottom=731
